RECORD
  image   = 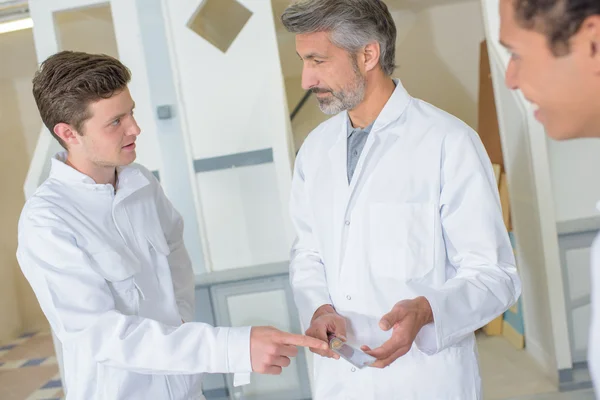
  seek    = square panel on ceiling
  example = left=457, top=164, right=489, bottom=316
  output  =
left=187, top=0, right=252, bottom=53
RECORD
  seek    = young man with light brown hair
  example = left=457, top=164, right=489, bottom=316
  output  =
left=17, top=50, right=327, bottom=400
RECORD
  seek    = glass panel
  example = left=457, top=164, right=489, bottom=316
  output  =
left=227, top=290, right=303, bottom=398
left=187, top=0, right=252, bottom=53
left=572, top=303, right=591, bottom=353
left=54, top=3, right=118, bottom=57
left=196, top=163, right=290, bottom=271
left=566, top=247, right=592, bottom=301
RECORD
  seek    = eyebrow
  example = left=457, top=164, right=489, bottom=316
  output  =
left=296, top=51, right=328, bottom=60
left=106, top=102, right=136, bottom=125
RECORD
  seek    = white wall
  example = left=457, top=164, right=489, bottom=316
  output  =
left=164, top=0, right=295, bottom=271
left=548, top=139, right=600, bottom=222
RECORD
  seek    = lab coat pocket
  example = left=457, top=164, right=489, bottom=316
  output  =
left=146, top=230, right=171, bottom=256
left=90, top=251, right=143, bottom=315
left=369, top=202, right=435, bottom=281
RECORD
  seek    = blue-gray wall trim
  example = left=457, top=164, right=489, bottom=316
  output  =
left=194, top=148, right=273, bottom=173
left=557, top=217, right=600, bottom=236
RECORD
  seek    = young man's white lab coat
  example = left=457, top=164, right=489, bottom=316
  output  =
left=17, top=153, right=251, bottom=400
left=289, top=80, right=521, bottom=399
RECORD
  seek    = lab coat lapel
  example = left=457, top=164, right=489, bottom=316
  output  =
left=328, top=114, right=351, bottom=272
left=345, top=80, right=413, bottom=216
left=112, top=167, right=152, bottom=278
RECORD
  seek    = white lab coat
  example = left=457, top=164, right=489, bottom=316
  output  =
left=589, top=206, right=600, bottom=396
left=290, top=80, right=521, bottom=399
left=17, top=153, right=252, bottom=400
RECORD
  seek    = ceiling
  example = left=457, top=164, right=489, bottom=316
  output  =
left=272, top=0, right=471, bottom=16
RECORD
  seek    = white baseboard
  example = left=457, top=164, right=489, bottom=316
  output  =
left=525, top=337, right=559, bottom=385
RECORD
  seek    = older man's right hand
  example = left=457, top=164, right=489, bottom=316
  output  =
left=305, top=304, right=347, bottom=359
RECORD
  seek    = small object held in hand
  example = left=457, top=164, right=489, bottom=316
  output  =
left=328, top=335, right=376, bottom=369
left=330, top=336, right=344, bottom=350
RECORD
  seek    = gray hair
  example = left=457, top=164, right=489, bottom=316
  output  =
left=281, top=0, right=397, bottom=76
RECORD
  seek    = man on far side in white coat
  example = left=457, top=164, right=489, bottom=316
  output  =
left=498, top=0, right=600, bottom=395
left=282, top=0, right=521, bottom=398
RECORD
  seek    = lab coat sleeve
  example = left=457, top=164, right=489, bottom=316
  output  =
left=289, top=148, right=333, bottom=330
left=16, top=219, right=252, bottom=375
left=410, top=129, right=521, bottom=355
left=154, top=178, right=195, bottom=323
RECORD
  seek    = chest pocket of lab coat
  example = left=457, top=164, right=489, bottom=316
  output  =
left=90, top=250, right=143, bottom=315
left=146, top=230, right=171, bottom=258
left=369, top=202, right=435, bottom=281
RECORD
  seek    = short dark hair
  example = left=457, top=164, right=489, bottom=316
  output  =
left=281, top=0, right=397, bottom=76
left=32, top=51, right=131, bottom=149
left=513, top=0, right=600, bottom=56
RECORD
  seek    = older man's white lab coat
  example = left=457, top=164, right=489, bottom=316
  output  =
left=289, top=80, right=521, bottom=399
left=17, top=153, right=251, bottom=400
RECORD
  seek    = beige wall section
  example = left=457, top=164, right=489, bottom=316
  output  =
left=393, top=1, right=484, bottom=131
left=0, top=28, right=48, bottom=341
left=0, top=79, right=26, bottom=342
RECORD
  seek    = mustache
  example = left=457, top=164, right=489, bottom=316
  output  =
left=311, top=87, right=332, bottom=94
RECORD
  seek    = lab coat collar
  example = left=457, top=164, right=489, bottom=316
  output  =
left=50, top=152, right=150, bottom=197
left=50, top=152, right=97, bottom=185
left=341, top=78, right=412, bottom=138
left=371, top=78, right=411, bottom=135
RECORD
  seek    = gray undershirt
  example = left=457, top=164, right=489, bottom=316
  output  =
left=346, top=117, right=375, bottom=183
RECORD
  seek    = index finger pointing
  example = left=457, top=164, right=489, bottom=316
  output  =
left=278, top=332, right=329, bottom=350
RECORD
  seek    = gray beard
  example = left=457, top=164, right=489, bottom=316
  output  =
left=315, top=75, right=366, bottom=115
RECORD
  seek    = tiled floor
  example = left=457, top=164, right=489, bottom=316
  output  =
left=0, top=331, right=62, bottom=400
left=509, top=390, right=596, bottom=399
left=477, top=332, right=596, bottom=400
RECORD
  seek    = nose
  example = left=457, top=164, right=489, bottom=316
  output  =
left=505, top=58, right=519, bottom=90
left=128, top=116, right=141, bottom=137
left=301, top=65, right=319, bottom=91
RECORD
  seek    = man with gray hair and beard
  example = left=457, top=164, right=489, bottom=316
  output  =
left=282, top=0, right=521, bottom=398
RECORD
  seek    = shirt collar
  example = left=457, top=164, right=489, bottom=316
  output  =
left=49, top=152, right=148, bottom=194
left=50, top=152, right=98, bottom=185
left=346, top=116, right=375, bottom=138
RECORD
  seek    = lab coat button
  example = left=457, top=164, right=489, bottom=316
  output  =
left=351, top=367, right=356, bottom=372
left=344, top=220, right=350, bottom=226
left=346, top=295, right=351, bottom=300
